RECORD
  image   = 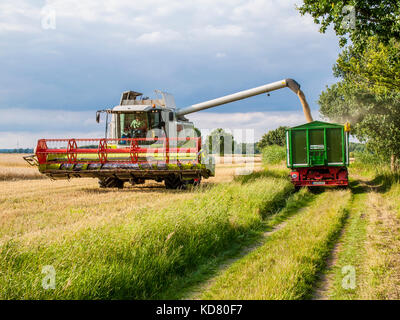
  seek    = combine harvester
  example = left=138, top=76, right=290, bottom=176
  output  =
left=25, top=78, right=347, bottom=189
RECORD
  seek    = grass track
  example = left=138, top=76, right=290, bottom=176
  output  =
left=201, top=189, right=351, bottom=300
left=315, top=179, right=368, bottom=299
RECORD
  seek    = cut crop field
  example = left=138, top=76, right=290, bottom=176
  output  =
left=0, top=154, right=44, bottom=181
left=1, top=154, right=400, bottom=300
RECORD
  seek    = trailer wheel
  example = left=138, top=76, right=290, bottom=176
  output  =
left=98, top=177, right=124, bottom=189
left=165, top=176, right=186, bottom=190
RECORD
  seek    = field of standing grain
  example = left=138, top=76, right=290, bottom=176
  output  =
left=1, top=153, right=400, bottom=300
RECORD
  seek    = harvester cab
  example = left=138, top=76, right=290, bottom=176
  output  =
left=97, top=90, right=198, bottom=148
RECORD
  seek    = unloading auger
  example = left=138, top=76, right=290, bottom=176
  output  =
left=176, top=78, right=313, bottom=122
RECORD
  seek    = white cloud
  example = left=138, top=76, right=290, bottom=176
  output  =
left=0, top=108, right=104, bottom=148
left=216, top=52, right=227, bottom=58
left=0, top=0, right=324, bottom=41
left=188, top=110, right=320, bottom=142
left=197, top=24, right=248, bottom=37
left=136, top=30, right=181, bottom=44
left=0, top=1, right=41, bottom=33
left=0, top=108, right=98, bottom=131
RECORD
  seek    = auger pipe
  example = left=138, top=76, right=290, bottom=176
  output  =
left=176, top=78, right=313, bottom=122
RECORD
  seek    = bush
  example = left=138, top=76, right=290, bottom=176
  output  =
left=262, top=145, right=286, bottom=165
left=351, top=150, right=390, bottom=176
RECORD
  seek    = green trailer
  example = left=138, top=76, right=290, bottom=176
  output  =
left=286, top=121, right=350, bottom=187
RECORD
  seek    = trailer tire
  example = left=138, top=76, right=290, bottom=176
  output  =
left=165, top=176, right=186, bottom=190
left=98, top=177, right=124, bottom=189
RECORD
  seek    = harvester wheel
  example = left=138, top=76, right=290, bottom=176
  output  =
left=98, top=177, right=124, bottom=189
left=188, top=178, right=201, bottom=187
left=165, top=176, right=186, bottom=190
left=129, top=178, right=145, bottom=186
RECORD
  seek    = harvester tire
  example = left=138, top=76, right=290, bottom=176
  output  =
left=188, top=178, right=201, bottom=187
left=98, top=177, right=124, bottom=189
left=165, top=176, right=186, bottom=190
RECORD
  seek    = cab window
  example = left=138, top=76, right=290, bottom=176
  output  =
left=118, top=112, right=148, bottom=139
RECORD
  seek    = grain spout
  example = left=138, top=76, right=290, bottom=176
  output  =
left=297, top=89, right=313, bottom=123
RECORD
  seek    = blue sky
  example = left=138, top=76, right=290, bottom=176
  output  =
left=0, top=0, right=341, bottom=148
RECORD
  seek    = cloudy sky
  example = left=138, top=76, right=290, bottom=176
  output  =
left=0, top=0, right=340, bottom=148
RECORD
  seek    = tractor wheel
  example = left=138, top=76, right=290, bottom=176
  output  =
left=164, top=176, right=186, bottom=190
left=98, top=177, right=124, bottom=189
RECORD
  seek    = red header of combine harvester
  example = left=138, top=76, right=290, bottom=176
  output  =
left=35, top=137, right=202, bottom=165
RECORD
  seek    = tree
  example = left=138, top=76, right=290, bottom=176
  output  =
left=318, top=81, right=400, bottom=171
left=234, top=143, right=260, bottom=155
left=298, top=0, right=400, bottom=47
left=206, top=128, right=235, bottom=156
left=349, top=142, right=366, bottom=153
left=257, top=126, right=289, bottom=150
left=334, top=37, right=400, bottom=94
left=299, top=1, right=400, bottom=171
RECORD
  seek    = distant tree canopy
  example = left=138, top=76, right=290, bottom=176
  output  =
left=206, top=128, right=235, bottom=156
left=0, top=148, right=34, bottom=154
left=234, top=143, right=260, bottom=155
left=205, top=129, right=260, bottom=155
left=349, top=142, right=366, bottom=153
left=257, top=126, right=289, bottom=149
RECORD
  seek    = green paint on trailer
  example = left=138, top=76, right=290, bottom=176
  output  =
left=286, top=121, right=349, bottom=169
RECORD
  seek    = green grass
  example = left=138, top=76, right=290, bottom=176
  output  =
left=326, top=187, right=368, bottom=299
left=350, top=151, right=391, bottom=178
left=180, top=187, right=316, bottom=299
left=261, top=145, right=286, bottom=165
left=0, top=170, right=293, bottom=299
left=201, top=189, right=351, bottom=300
left=385, top=179, right=400, bottom=218
left=323, top=172, right=400, bottom=300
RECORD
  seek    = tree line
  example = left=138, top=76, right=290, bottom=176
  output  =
left=0, top=148, right=34, bottom=154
